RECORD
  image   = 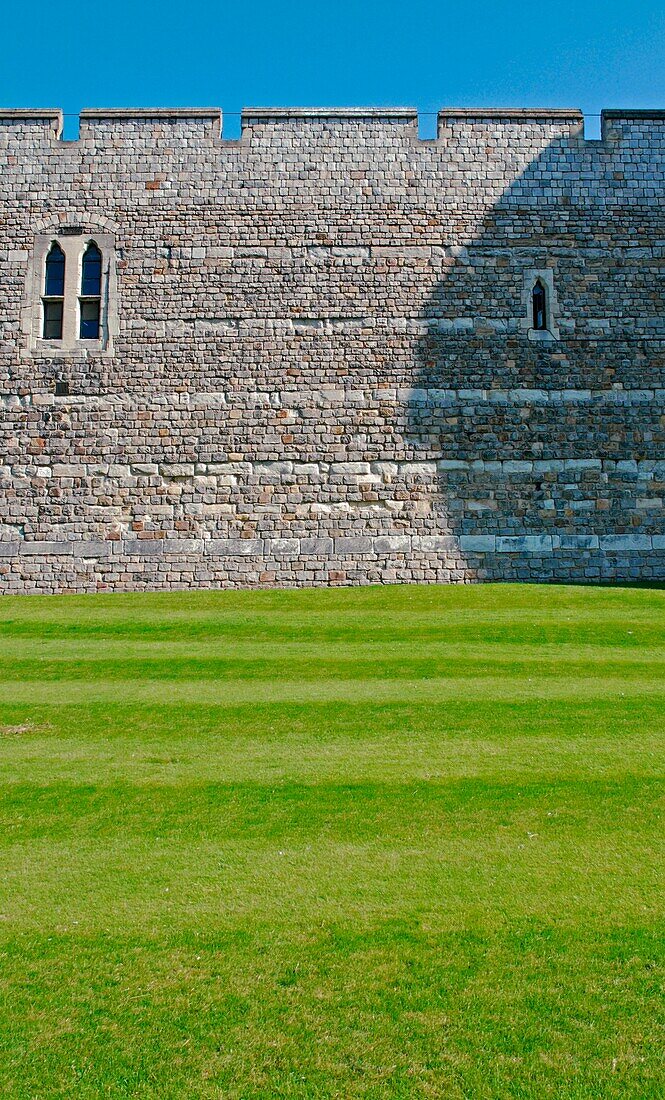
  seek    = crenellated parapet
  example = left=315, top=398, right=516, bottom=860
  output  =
left=0, top=105, right=663, bottom=151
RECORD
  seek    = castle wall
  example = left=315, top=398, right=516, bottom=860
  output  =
left=0, top=107, right=663, bottom=591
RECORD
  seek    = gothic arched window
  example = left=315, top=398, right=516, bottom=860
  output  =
left=42, top=242, right=65, bottom=339
left=532, top=279, right=547, bottom=331
left=79, top=242, right=102, bottom=339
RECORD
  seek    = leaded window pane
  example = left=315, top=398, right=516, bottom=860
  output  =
left=81, top=243, right=102, bottom=297
left=80, top=299, right=100, bottom=339
left=532, top=281, right=547, bottom=331
left=43, top=300, right=63, bottom=339
left=44, top=243, right=65, bottom=297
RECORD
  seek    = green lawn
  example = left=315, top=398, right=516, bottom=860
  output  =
left=0, top=583, right=663, bottom=1099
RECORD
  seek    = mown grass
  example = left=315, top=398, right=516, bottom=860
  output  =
left=0, top=583, right=663, bottom=1098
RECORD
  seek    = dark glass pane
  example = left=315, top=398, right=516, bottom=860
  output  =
left=532, top=282, right=547, bottom=330
left=80, top=299, right=100, bottom=339
left=81, top=243, right=102, bottom=296
left=43, top=299, right=63, bottom=339
left=44, top=243, right=65, bottom=297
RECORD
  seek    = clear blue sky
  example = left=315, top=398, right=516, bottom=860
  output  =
left=2, top=0, right=664, bottom=139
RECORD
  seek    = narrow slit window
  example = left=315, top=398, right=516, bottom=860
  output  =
left=42, top=242, right=65, bottom=339
left=79, top=242, right=102, bottom=339
left=532, top=279, right=547, bottom=331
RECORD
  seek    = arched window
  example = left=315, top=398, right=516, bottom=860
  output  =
left=79, top=242, right=102, bottom=339
left=532, top=279, right=547, bottom=331
left=42, top=243, right=65, bottom=339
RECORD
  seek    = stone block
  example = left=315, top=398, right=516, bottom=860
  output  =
left=207, top=538, right=264, bottom=557
left=414, top=536, right=460, bottom=552
left=301, top=538, right=334, bottom=555
left=20, top=541, right=73, bottom=555
left=162, top=539, right=205, bottom=554
left=557, top=534, right=600, bottom=549
left=600, top=535, right=652, bottom=551
left=373, top=535, right=412, bottom=553
left=265, top=538, right=300, bottom=559
left=460, top=535, right=496, bottom=552
left=496, top=535, right=553, bottom=553
left=73, top=542, right=110, bottom=558
left=121, top=540, right=165, bottom=557
left=333, top=537, right=373, bottom=554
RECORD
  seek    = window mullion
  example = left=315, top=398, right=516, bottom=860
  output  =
left=61, top=239, right=80, bottom=345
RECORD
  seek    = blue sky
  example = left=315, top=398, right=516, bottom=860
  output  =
left=2, top=0, right=664, bottom=139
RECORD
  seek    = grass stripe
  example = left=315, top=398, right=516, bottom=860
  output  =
left=0, top=584, right=663, bottom=1097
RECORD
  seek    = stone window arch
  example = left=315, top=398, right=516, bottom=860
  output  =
left=24, top=226, right=118, bottom=355
left=521, top=268, right=560, bottom=341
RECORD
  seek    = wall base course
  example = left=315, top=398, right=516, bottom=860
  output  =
left=2, top=548, right=663, bottom=596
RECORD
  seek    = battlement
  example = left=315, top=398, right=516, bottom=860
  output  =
left=0, top=106, right=663, bottom=147
left=0, top=108, right=63, bottom=139
left=78, top=107, right=222, bottom=142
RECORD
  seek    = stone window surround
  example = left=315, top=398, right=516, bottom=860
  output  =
left=23, top=229, right=118, bottom=355
left=521, top=268, right=560, bottom=341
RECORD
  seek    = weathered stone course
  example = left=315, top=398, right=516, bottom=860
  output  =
left=0, top=107, right=663, bottom=591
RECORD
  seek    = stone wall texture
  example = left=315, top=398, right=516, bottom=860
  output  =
left=0, top=106, right=664, bottom=592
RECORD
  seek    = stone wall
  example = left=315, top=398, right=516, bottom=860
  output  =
left=0, top=106, right=663, bottom=592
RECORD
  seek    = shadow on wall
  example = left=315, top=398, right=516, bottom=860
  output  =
left=407, top=124, right=664, bottom=583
